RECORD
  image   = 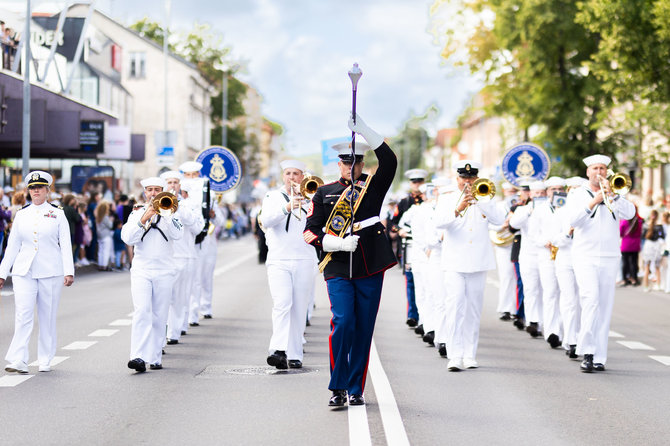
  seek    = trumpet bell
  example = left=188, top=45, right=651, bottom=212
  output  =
left=610, top=173, right=632, bottom=196
left=152, top=191, right=179, bottom=217
left=300, top=175, right=324, bottom=199
left=472, top=178, right=496, bottom=202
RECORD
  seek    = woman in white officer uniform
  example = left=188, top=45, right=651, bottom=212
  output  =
left=121, top=177, right=183, bottom=372
left=0, top=171, right=74, bottom=374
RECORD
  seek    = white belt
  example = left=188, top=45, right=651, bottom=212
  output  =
left=352, top=216, right=380, bottom=232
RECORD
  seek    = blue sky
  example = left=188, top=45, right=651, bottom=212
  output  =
left=11, top=0, right=481, bottom=156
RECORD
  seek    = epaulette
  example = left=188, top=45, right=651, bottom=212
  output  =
left=133, top=204, right=145, bottom=210
left=21, top=203, right=31, bottom=209
left=50, top=203, right=63, bottom=209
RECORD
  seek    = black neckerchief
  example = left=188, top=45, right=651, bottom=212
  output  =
left=584, top=188, right=615, bottom=220
left=141, top=215, right=168, bottom=242
left=281, top=191, right=306, bottom=232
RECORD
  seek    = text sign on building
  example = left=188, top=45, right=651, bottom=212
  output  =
left=80, top=120, right=105, bottom=153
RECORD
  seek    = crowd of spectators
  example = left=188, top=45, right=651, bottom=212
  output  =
left=1, top=21, right=19, bottom=70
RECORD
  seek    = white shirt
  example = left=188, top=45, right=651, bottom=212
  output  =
left=533, top=200, right=563, bottom=263
left=550, top=205, right=574, bottom=268
left=173, top=198, right=204, bottom=259
left=121, top=205, right=184, bottom=271
left=567, top=185, right=635, bottom=258
left=509, top=200, right=544, bottom=262
left=0, top=202, right=74, bottom=279
left=260, top=188, right=317, bottom=261
left=434, top=189, right=506, bottom=272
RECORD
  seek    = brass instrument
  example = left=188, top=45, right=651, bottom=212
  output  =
left=152, top=191, right=179, bottom=217
left=289, top=181, right=304, bottom=221
left=457, top=178, right=496, bottom=217
left=489, top=228, right=515, bottom=247
left=599, top=172, right=631, bottom=214
left=299, top=175, right=324, bottom=200
left=550, top=244, right=559, bottom=261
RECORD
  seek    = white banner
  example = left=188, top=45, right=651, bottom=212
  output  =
left=100, top=125, right=131, bottom=159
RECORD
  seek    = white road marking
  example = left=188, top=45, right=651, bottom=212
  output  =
left=649, top=356, right=670, bottom=366
left=29, top=356, right=69, bottom=367
left=89, top=329, right=119, bottom=337
left=616, top=341, right=656, bottom=351
left=0, top=375, right=33, bottom=387
left=213, top=251, right=257, bottom=276
left=0, top=290, right=14, bottom=297
left=127, top=312, right=134, bottom=317
left=109, top=319, right=133, bottom=326
left=609, top=330, right=625, bottom=338
left=369, top=340, right=410, bottom=446
left=62, top=341, right=98, bottom=350
left=348, top=405, right=372, bottom=446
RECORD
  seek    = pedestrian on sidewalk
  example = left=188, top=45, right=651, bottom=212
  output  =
left=641, top=209, right=665, bottom=292
left=619, top=206, right=643, bottom=286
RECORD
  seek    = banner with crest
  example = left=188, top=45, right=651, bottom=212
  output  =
left=196, top=146, right=243, bottom=193
left=501, top=142, right=551, bottom=186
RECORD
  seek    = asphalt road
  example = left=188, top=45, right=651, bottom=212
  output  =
left=0, top=235, right=668, bottom=445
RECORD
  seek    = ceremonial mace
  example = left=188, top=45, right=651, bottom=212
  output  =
left=347, top=63, right=362, bottom=278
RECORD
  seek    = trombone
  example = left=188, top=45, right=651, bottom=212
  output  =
left=456, top=178, right=496, bottom=217
left=289, top=174, right=324, bottom=221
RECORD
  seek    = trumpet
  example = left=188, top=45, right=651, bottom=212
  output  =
left=289, top=181, right=304, bottom=221
left=457, top=178, right=496, bottom=217
left=299, top=175, right=324, bottom=200
left=599, top=172, right=631, bottom=213
left=152, top=191, right=179, bottom=217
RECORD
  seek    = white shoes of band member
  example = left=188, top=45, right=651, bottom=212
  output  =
left=5, top=361, right=29, bottom=374
left=463, top=358, right=479, bottom=369
left=38, top=365, right=51, bottom=372
left=447, top=358, right=464, bottom=371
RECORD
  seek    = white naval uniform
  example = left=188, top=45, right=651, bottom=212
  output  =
left=122, top=207, right=183, bottom=365
left=490, top=199, right=516, bottom=314
left=400, top=205, right=432, bottom=334
left=434, top=192, right=506, bottom=361
left=422, top=202, right=447, bottom=345
left=551, top=204, right=580, bottom=349
left=260, top=188, right=317, bottom=361
left=568, top=186, right=635, bottom=364
left=534, top=200, right=563, bottom=341
left=509, top=201, right=544, bottom=328
left=0, top=202, right=74, bottom=368
left=167, top=198, right=203, bottom=341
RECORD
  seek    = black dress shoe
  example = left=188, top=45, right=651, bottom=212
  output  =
left=189, top=322, right=200, bottom=327
left=406, top=318, right=418, bottom=328
left=328, top=390, right=347, bottom=407
left=500, top=312, right=511, bottom=321
left=267, top=350, right=288, bottom=370
left=526, top=322, right=540, bottom=338
left=127, top=358, right=146, bottom=373
left=547, top=333, right=561, bottom=348
left=149, top=363, right=163, bottom=370
left=203, top=314, right=212, bottom=319
left=414, top=324, right=425, bottom=336
left=513, top=318, right=526, bottom=330
left=349, top=394, right=365, bottom=406
left=438, top=343, right=447, bottom=357
left=566, top=345, right=578, bottom=359
left=166, top=339, right=178, bottom=345
left=181, top=330, right=187, bottom=336
left=422, top=331, right=435, bottom=346
left=306, top=319, right=311, bottom=327
left=580, top=354, right=594, bottom=373
left=288, top=360, right=303, bottom=369
left=593, top=363, right=606, bottom=372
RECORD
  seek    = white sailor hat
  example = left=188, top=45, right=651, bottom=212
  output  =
left=404, top=169, right=428, bottom=181
left=25, top=170, right=53, bottom=187
left=529, top=181, right=546, bottom=191
left=180, top=179, right=196, bottom=194
left=454, top=160, right=481, bottom=177
left=331, top=138, right=371, bottom=160
left=501, top=181, right=516, bottom=190
left=160, top=170, right=183, bottom=181
left=179, top=161, right=203, bottom=173
left=543, top=176, right=566, bottom=188
left=432, top=177, right=450, bottom=188
left=279, top=159, right=307, bottom=172
left=565, top=176, right=587, bottom=188
left=583, top=154, right=611, bottom=167
left=140, top=177, right=166, bottom=189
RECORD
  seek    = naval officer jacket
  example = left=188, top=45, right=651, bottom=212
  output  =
left=303, top=142, right=397, bottom=279
left=0, top=202, right=74, bottom=279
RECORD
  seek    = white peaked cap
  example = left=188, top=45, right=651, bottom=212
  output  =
left=543, top=176, right=566, bottom=187
left=25, top=170, right=53, bottom=187
left=140, top=177, right=166, bottom=189
left=160, top=170, right=183, bottom=181
left=331, top=138, right=371, bottom=157
left=566, top=176, right=587, bottom=188
left=453, top=160, right=482, bottom=170
left=179, top=161, right=203, bottom=173
left=404, top=169, right=428, bottom=181
left=583, top=154, right=611, bottom=167
left=280, top=159, right=307, bottom=172
left=529, top=181, right=546, bottom=191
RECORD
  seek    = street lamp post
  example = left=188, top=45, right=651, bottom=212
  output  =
left=22, top=0, right=32, bottom=178
left=222, top=70, right=228, bottom=147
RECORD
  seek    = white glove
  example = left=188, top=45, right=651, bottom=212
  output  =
left=348, top=113, right=384, bottom=149
left=322, top=234, right=360, bottom=252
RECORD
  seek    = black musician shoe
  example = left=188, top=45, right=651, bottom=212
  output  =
left=166, top=339, right=178, bottom=345
left=406, top=318, right=418, bottom=328
left=349, top=394, right=365, bottom=406
left=422, top=331, right=435, bottom=346
left=288, top=360, right=303, bottom=369
left=580, top=354, right=594, bottom=373
left=189, top=322, right=200, bottom=327
left=328, top=390, right=347, bottom=407
left=127, top=358, right=146, bottom=373
left=438, top=343, right=447, bottom=357
left=513, top=318, right=526, bottom=330
left=526, top=322, right=540, bottom=338
left=500, top=312, right=512, bottom=321
left=149, top=363, right=163, bottom=370
left=414, top=324, right=425, bottom=336
left=566, top=345, right=578, bottom=359
left=547, top=333, right=561, bottom=349
left=203, top=314, right=212, bottom=319
left=593, top=363, right=606, bottom=372
left=181, top=331, right=187, bottom=336
left=267, top=350, right=288, bottom=370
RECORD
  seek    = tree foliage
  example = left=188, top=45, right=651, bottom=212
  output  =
left=388, top=105, right=439, bottom=186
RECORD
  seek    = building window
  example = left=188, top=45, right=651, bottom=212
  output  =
left=129, top=52, right=146, bottom=78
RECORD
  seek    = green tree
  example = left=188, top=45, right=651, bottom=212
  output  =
left=128, top=18, right=175, bottom=51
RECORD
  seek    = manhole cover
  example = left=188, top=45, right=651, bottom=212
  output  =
left=196, top=365, right=320, bottom=377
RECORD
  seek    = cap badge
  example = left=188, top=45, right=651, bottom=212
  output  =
left=31, top=173, right=40, bottom=181
left=465, top=164, right=471, bottom=171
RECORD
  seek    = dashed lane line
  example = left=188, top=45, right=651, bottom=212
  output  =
left=616, top=341, right=656, bottom=351
left=0, top=375, right=34, bottom=387
left=608, top=330, right=625, bottom=338
left=88, top=329, right=120, bottom=337
left=29, top=356, right=69, bottom=367
left=0, top=290, right=14, bottom=297
left=62, top=341, right=98, bottom=350
left=109, top=319, right=132, bottom=326
left=649, top=356, right=670, bottom=366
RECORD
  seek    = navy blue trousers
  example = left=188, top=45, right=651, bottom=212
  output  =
left=326, top=272, right=384, bottom=395
left=404, top=269, right=419, bottom=320
left=513, top=261, right=525, bottom=319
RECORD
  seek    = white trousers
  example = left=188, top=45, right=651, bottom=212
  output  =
left=167, top=258, right=193, bottom=340
left=198, top=251, right=217, bottom=316
left=130, top=268, right=176, bottom=364
left=97, top=236, right=113, bottom=268
left=443, top=270, right=487, bottom=360
left=494, top=246, right=516, bottom=313
left=412, top=262, right=433, bottom=332
left=538, top=261, right=562, bottom=340
left=573, top=256, right=618, bottom=364
left=266, top=259, right=316, bottom=360
left=519, top=259, right=543, bottom=327
left=5, top=275, right=62, bottom=367
left=556, top=265, right=581, bottom=348
left=188, top=254, right=205, bottom=325
left=427, top=261, right=447, bottom=344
